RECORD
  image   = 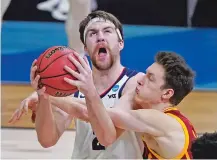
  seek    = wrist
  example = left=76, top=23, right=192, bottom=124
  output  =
left=83, top=83, right=98, bottom=96
left=84, top=86, right=99, bottom=99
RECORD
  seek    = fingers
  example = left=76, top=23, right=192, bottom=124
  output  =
left=31, top=59, right=37, bottom=68
left=8, top=109, right=24, bottom=124
left=24, top=100, right=29, bottom=114
left=31, top=75, right=40, bottom=90
left=30, top=59, right=38, bottom=82
left=64, top=77, right=80, bottom=87
left=34, top=75, right=40, bottom=87
left=73, top=52, right=91, bottom=71
left=17, top=99, right=28, bottom=120
left=68, top=55, right=86, bottom=74
left=17, top=108, right=23, bottom=120
left=30, top=59, right=41, bottom=90
left=8, top=90, right=39, bottom=124
left=8, top=109, right=19, bottom=123
left=64, top=65, right=83, bottom=80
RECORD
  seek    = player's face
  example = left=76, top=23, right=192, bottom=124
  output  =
left=84, top=21, right=124, bottom=70
left=134, top=63, right=173, bottom=107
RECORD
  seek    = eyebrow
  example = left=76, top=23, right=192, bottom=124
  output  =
left=146, top=70, right=155, bottom=77
left=103, top=26, right=114, bottom=30
left=86, top=26, right=114, bottom=33
left=86, top=28, right=97, bottom=33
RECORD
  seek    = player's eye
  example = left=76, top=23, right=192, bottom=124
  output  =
left=149, top=76, right=154, bottom=81
left=90, top=32, right=97, bottom=36
left=105, top=30, right=111, bottom=33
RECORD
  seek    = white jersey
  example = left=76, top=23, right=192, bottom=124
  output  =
left=71, top=68, right=143, bottom=159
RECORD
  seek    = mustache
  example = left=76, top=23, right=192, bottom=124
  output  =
left=93, top=42, right=110, bottom=54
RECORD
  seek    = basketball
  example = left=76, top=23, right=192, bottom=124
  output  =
left=35, top=46, right=79, bottom=97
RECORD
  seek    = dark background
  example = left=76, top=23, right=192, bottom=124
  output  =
left=3, top=0, right=217, bottom=27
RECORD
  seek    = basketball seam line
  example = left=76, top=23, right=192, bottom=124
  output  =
left=41, top=82, right=77, bottom=91
left=38, top=47, right=53, bottom=71
left=40, top=72, right=78, bottom=79
left=38, top=52, right=71, bottom=73
left=38, top=52, right=73, bottom=73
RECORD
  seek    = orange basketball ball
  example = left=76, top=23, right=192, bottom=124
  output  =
left=35, top=46, right=79, bottom=97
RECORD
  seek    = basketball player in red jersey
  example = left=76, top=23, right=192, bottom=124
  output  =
left=60, top=51, right=197, bottom=159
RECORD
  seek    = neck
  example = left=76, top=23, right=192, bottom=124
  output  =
left=92, top=60, right=124, bottom=94
left=149, top=102, right=172, bottom=112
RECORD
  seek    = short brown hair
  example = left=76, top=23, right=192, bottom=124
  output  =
left=79, top=10, right=123, bottom=44
left=155, top=51, right=195, bottom=105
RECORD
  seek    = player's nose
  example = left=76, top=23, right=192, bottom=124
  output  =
left=137, top=73, right=146, bottom=86
left=97, top=31, right=105, bottom=43
left=137, top=78, right=143, bottom=86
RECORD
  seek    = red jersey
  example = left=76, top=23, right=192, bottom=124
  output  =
left=142, top=107, right=197, bottom=159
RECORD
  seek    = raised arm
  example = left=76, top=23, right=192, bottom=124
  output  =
left=15, top=60, right=79, bottom=148
left=63, top=53, right=117, bottom=146
left=27, top=60, right=73, bottom=148
left=35, top=92, right=73, bottom=148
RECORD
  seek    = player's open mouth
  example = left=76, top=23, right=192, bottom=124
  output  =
left=98, top=48, right=107, bottom=55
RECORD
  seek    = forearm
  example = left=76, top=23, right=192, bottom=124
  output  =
left=49, top=96, right=88, bottom=122
left=107, top=109, right=149, bottom=133
left=107, top=109, right=165, bottom=136
left=85, top=90, right=116, bottom=146
left=35, top=96, right=59, bottom=148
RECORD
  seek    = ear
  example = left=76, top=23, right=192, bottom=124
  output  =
left=119, top=40, right=124, bottom=51
left=161, top=89, right=174, bottom=102
left=84, top=46, right=89, bottom=56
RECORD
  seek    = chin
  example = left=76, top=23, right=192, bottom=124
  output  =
left=133, top=95, right=143, bottom=106
left=95, top=63, right=112, bottom=70
left=133, top=95, right=151, bottom=109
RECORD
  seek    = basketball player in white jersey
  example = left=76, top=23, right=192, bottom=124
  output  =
left=9, top=11, right=143, bottom=159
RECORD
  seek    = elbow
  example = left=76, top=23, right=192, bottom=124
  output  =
left=38, top=137, right=58, bottom=148
left=103, top=138, right=116, bottom=147
left=99, top=131, right=117, bottom=147
left=105, top=131, right=117, bottom=146
left=98, top=139, right=114, bottom=147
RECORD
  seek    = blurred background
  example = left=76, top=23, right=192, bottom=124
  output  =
left=1, top=0, right=217, bottom=159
